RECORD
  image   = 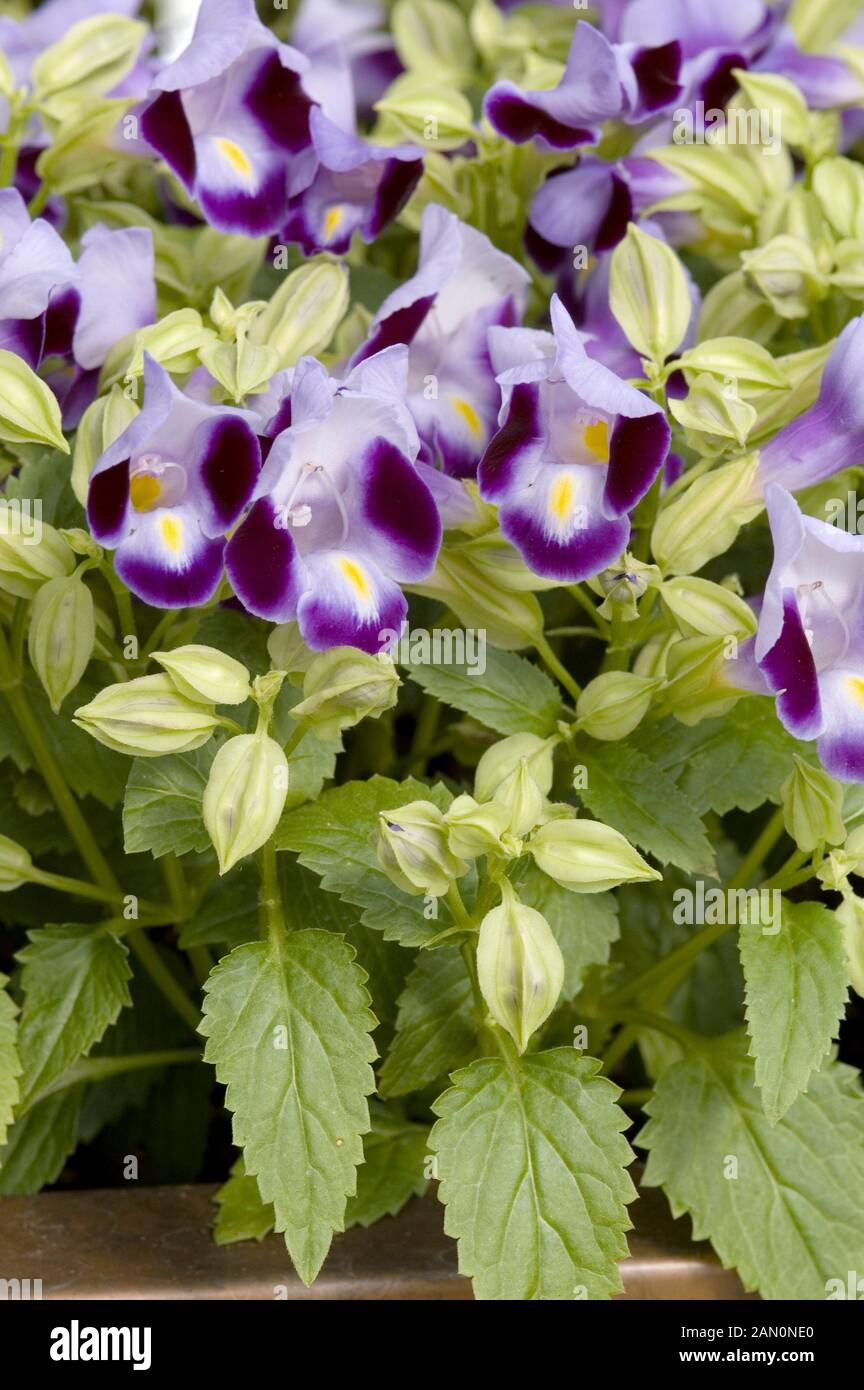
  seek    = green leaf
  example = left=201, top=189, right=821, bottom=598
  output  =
left=213, top=1156, right=275, bottom=1246
left=379, top=948, right=477, bottom=1098
left=199, top=929, right=377, bottom=1285
left=740, top=900, right=849, bottom=1122
left=513, top=861, right=619, bottom=1001
left=276, top=776, right=452, bottom=947
left=407, top=647, right=562, bottom=736
left=0, top=973, right=21, bottom=1150
left=639, top=1034, right=864, bottom=1300
left=629, top=698, right=800, bottom=814
left=0, top=1085, right=84, bottom=1195
left=123, top=744, right=216, bottom=858
left=345, top=1101, right=429, bottom=1228
left=431, top=1050, right=636, bottom=1300
left=178, top=859, right=260, bottom=950
left=578, top=743, right=715, bottom=874
left=15, top=923, right=131, bottom=1108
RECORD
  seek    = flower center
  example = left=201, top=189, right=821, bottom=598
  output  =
left=129, top=455, right=187, bottom=512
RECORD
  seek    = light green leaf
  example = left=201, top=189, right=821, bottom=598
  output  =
left=639, top=1034, right=864, bottom=1300
left=199, top=930, right=377, bottom=1285
left=123, top=744, right=216, bottom=858
left=213, top=1156, right=275, bottom=1246
left=379, top=948, right=477, bottom=1098
left=0, top=973, right=21, bottom=1150
left=345, top=1101, right=429, bottom=1228
left=577, top=743, right=714, bottom=874
left=276, top=776, right=452, bottom=947
left=513, top=861, right=619, bottom=1001
left=407, top=647, right=562, bottom=736
left=16, top=923, right=131, bottom=1108
left=431, top=1050, right=636, bottom=1300
left=0, top=1085, right=84, bottom=1195
left=740, top=900, right=848, bottom=1122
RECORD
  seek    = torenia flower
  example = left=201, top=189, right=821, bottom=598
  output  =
left=141, top=0, right=316, bottom=236
left=478, top=294, right=670, bottom=581
left=280, top=107, right=423, bottom=256
left=483, top=19, right=682, bottom=149
left=225, top=347, right=441, bottom=652
left=87, top=354, right=261, bottom=607
left=351, top=205, right=530, bottom=480
left=749, top=485, right=864, bottom=781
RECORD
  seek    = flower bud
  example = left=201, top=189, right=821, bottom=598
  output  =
left=376, top=800, right=468, bottom=897
left=248, top=260, right=349, bottom=370
left=781, top=755, right=846, bottom=853
left=659, top=635, right=743, bottom=726
left=741, top=234, right=827, bottom=320
left=412, top=549, right=544, bottom=650
left=659, top=576, right=757, bottom=639
left=266, top=621, right=315, bottom=681
left=0, top=504, right=74, bottom=599
left=290, top=646, right=400, bottom=740
left=474, top=733, right=557, bottom=803
left=153, top=644, right=251, bottom=706
left=594, top=558, right=659, bottom=621
left=576, top=672, right=661, bottom=741
left=203, top=731, right=288, bottom=874
left=837, top=893, right=864, bottom=998
left=28, top=572, right=95, bottom=713
left=444, top=793, right=514, bottom=859
left=73, top=674, right=222, bottom=756
left=651, top=453, right=762, bottom=576
left=609, top=223, right=691, bottom=364
left=0, top=833, right=35, bottom=891
left=476, top=880, right=564, bottom=1053
left=529, top=817, right=661, bottom=892
left=493, top=757, right=545, bottom=837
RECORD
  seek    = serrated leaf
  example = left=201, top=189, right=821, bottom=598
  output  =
left=407, top=647, right=562, bottom=736
left=513, top=861, right=619, bottom=1001
left=379, top=949, right=477, bottom=1098
left=740, top=900, right=848, bottom=1122
left=0, top=1085, right=84, bottom=1195
left=578, top=743, right=715, bottom=874
left=0, top=973, right=21, bottom=1150
left=16, top=923, right=131, bottom=1108
left=276, top=776, right=452, bottom=947
left=213, top=1156, right=275, bottom=1246
left=123, top=744, right=216, bottom=858
left=345, top=1101, right=429, bottom=1228
left=199, top=929, right=377, bottom=1284
left=431, top=1050, right=636, bottom=1300
left=639, top=1034, right=864, bottom=1300
left=629, top=698, right=800, bottom=814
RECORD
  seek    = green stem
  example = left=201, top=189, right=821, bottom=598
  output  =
left=27, top=182, right=49, bottom=218
left=282, top=718, right=310, bottom=758
left=534, top=633, right=582, bottom=701
left=568, top=584, right=611, bottom=636
left=447, top=881, right=473, bottom=930
left=126, top=932, right=201, bottom=1032
left=32, top=868, right=167, bottom=918
left=34, top=1048, right=200, bottom=1105
left=408, top=694, right=441, bottom=777
left=259, top=839, right=283, bottom=938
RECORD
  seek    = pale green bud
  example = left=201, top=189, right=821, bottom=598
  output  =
left=290, top=646, right=400, bottom=740
left=392, top=0, right=475, bottom=85
left=594, top=558, right=660, bottom=622
left=0, top=505, right=74, bottom=598
left=813, top=156, right=864, bottom=240
left=731, top=70, right=809, bottom=149
left=266, top=622, right=315, bottom=682
left=651, top=453, right=762, bottom=576
left=35, top=96, right=134, bottom=199
left=529, top=818, right=661, bottom=893
left=199, top=334, right=281, bottom=403
left=112, top=309, right=216, bottom=384
left=31, top=14, right=146, bottom=102
left=818, top=823, right=864, bottom=889
left=203, top=731, right=288, bottom=874
left=676, top=336, right=788, bottom=391
left=376, top=800, right=468, bottom=896
left=375, top=74, right=475, bottom=150
left=0, top=833, right=35, bottom=892
left=474, top=733, right=557, bottom=803
left=411, top=548, right=544, bottom=650
left=476, top=880, right=564, bottom=1053
left=697, top=270, right=779, bottom=345
left=444, top=793, right=514, bottom=859
left=73, top=674, right=222, bottom=756
left=152, top=644, right=251, bottom=706
left=741, top=234, right=827, bottom=320
left=830, top=239, right=864, bottom=300
left=493, top=757, right=545, bottom=837
left=609, top=223, right=691, bottom=364
left=0, top=350, right=68, bottom=452
left=669, top=373, right=757, bottom=452
left=28, top=572, right=95, bottom=714
left=71, top=385, right=138, bottom=506
left=781, top=755, right=846, bottom=854
left=659, top=636, right=742, bottom=726
left=248, top=259, right=349, bottom=370
left=576, top=672, right=661, bottom=741
left=659, top=576, right=757, bottom=638
left=837, top=892, right=864, bottom=997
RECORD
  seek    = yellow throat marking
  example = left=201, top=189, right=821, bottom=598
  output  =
left=216, top=138, right=253, bottom=178
left=848, top=676, right=864, bottom=705
left=340, top=557, right=369, bottom=598
left=323, top=205, right=345, bottom=241
left=130, top=473, right=162, bottom=512
left=451, top=396, right=483, bottom=438
left=583, top=418, right=609, bottom=462
left=549, top=473, right=575, bottom=524
left=160, top=515, right=183, bottom=555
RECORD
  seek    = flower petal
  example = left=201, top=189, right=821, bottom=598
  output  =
left=225, top=495, right=303, bottom=622
left=356, top=437, right=441, bottom=580
left=603, top=410, right=670, bottom=517
left=817, top=667, right=864, bottom=780
left=192, top=412, right=261, bottom=537
left=759, top=589, right=823, bottom=740
left=115, top=505, right=225, bottom=609
left=297, top=548, right=406, bottom=653
left=499, top=461, right=630, bottom=582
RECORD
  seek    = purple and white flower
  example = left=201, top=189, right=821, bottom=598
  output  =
left=225, top=347, right=442, bottom=652
left=478, top=294, right=670, bottom=581
left=87, top=355, right=261, bottom=608
left=141, top=0, right=317, bottom=236
left=483, top=19, right=683, bottom=150
left=351, top=205, right=530, bottom=480
left=752, top=485, right=864, bottom=780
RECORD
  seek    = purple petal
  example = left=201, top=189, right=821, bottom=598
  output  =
left=479, top=382, right=544, bottom=502
left=72, top=225, right=155, bottom=370
left=357, top=437, right=441, bottom=580
left=141, top=90, right=197, bottom=189
left=296, top=549, right=407, bottom=653
left=499, top=462, right=630, bottom=582
left=352, top=294, right=436, bottom=365
left=629, top=40, right=683, bottom=114
left=817, top=668, right=864, bottom=781
left=604, top=411, right=670, bottom=517
left=116, top=505, right=224, bottom=608
left=88, top=459, right=131, bottom=547
left=225, top=496, right=303, bottom=622
left=759, top=590, right=823, bottom=740
left=246, top=47, right=315, bottom=154
left=193, top=413, right=261, bottom=537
